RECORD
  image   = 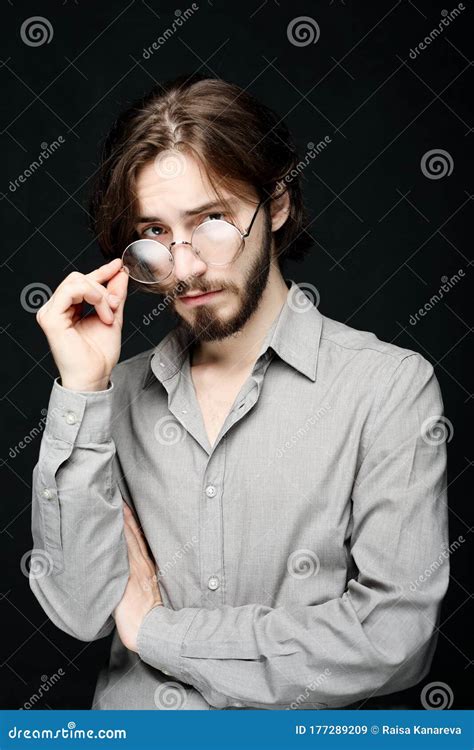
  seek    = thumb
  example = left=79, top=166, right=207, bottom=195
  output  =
left=106, top=267, right=129, bottom=325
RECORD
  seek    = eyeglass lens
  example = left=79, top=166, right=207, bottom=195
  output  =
left=122, top=220, right=243, bottom=284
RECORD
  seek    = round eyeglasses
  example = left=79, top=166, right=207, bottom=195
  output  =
left=121, top=199, right=263, bottom=285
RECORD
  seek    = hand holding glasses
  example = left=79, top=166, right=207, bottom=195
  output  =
left=121, top=199, right=263, bottom=285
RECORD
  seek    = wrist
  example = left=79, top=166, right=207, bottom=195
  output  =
left=60, top=376, right=110, bottom=392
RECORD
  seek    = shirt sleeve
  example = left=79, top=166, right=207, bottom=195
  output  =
left=136, top=353, right=450, bottom=709
left=29, top=376, right=130, bottom=642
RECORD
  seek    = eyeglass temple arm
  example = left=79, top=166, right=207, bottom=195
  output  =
left=241, top=199, right=263, bottom=238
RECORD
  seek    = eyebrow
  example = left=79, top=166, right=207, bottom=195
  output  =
left=135, top=199, right=234, bottom=224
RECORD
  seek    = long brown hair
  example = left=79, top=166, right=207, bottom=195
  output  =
left=88, top=72, right=313, bottom=270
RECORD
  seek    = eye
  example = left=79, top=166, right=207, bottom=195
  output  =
left=142, top=225, right=165, bottom=238
left=205, top=212, right=225, bottom=222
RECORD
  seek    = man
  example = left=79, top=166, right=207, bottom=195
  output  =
left=30, top=73, right=449, bottom=710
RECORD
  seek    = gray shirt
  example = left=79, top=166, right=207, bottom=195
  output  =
left=30, top=279, right=449, bottom=710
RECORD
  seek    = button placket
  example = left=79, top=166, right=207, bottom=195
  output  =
left=200, top=446, right=226, bottom=604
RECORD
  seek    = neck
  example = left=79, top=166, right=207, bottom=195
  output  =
left=191, top=266, right=290, bottom=372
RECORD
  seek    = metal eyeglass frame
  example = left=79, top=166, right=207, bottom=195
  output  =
left=122, top=198, right=263, bottom=285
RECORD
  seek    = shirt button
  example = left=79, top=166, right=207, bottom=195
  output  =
left=64, top=411, right=77, bottom=425
left=205, top=485, right=216, bottom=498
left=208, top=575, right=220, bottom=590
left=42, top=488, right=53, bottom=500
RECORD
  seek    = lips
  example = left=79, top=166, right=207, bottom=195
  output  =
left=179, top=289, right=222, bottom=299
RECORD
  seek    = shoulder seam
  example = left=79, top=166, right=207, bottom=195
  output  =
left=320, top=334, right=414, bottom=360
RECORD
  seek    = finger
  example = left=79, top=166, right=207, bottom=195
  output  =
left=123, top=520, right=143, bottom=564
left=124, top=506, right=152, bottom=561
left=104, top=267, right=129, bottom=327
left=87, top=258, right=124, bottom=285
left=52, top=277, right=115, bottom=325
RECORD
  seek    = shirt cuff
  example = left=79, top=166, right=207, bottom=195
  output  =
left=136, top=605, right=199, bottom=680
left=44, top=376, right=114, bottom=444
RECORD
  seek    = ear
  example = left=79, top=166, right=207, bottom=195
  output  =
left=270, top=188, right=291, bottom=232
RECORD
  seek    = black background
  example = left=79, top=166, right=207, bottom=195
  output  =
left=1, top=0, right=472, bottom=710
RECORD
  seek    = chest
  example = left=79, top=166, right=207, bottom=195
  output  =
left=191, top=365, right=253, bottom=448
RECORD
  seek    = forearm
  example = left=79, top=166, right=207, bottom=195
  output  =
left=29, top=377, right=129, bottom=641
left=136, top=576, right=446, bottom=709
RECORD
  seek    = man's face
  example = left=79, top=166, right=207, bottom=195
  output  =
left=133, top=152, right=273, bottom=342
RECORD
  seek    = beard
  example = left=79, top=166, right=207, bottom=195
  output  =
left=170, top=208, right=273, bottom=344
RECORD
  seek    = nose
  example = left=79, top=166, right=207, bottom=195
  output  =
left=170, top=240, right=207, bottom=284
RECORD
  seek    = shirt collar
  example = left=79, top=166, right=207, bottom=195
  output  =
left=141, top=279, right=322, bottom=389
